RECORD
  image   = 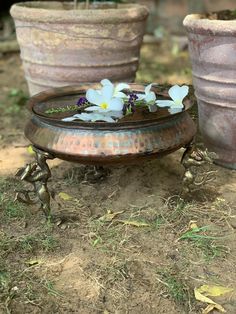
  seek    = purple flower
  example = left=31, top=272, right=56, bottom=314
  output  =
left=76, top=97, right=88, bottom=107
left=129, top=93, right=138, bottom=101
left=126, top=93, right=138, bottom=113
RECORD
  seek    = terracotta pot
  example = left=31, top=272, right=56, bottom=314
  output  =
left=184, top=13, right=236, bottom=169
left=204, top=0, right=236, bottom=12
left=10, top=2, right=148, bottom=95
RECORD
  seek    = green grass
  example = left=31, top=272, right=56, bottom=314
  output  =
left=0, top=268, right=15, bottom=314
left=0, top=235, right=15, bottom=255
left=0, top=177, right=27, bottom=219
left=179, top=226, right=227, bottom=261
left=0, top=267, right=60, bottom=313
left=0, top=231, right=58, bottom=258
left=157, top=269, right=191, bottom=306
left=0, top=229, right=60, bottom=312
left=164, top=197, right=191, bottom=223
left=0, top=270, right=10, bottom=293
left=0, top=194, right=26, bottom=219
left=42, top=279, right=62, bottom=297
left=196, top=239, right=226, bottom=260
left=151, top=216, right=165, bottom=230
left=0, top=177, right=21, bottom=192
left=87, top=217, right=130, bottom=253
left=2, top=88, right=28, bottom=114
left=19, top=233, right=58, bottom=253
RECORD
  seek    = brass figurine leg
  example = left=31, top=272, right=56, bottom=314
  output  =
left=15, top=147, right=55, bottom=218
left=181, top=142, right=217, bottom=196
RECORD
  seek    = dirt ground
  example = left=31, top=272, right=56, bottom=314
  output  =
left=0, top=42, right=236, bottom=314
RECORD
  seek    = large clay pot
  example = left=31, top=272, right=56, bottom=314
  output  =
left=184, top=13, right=236, bottom=169
left=10, top=1, right=148, bottom=95
left=204, top=0, right=236, bottom=12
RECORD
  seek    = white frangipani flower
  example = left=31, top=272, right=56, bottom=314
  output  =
left=168, top=108, right=183, bottom=115
left=62, top=112, right=120, bottom=123
left=137, top=84, right=156, bottom=103
left=61, top=81, right=189, bottom=124
left=156, top=85, right=189, bottom=114
left=85, top=84, right=124, bottom=113
left=101, top=79, right=130, bottom=98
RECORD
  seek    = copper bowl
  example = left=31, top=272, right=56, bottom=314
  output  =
left=25, top=84, right=197, bottom=165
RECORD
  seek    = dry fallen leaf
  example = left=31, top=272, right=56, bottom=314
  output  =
left=58, top=192, right=73, bottom=201
left=202, top=304, right=226, bottom=314
left=198, top=285, right=234, bottom=297
left=26, top=259, right=42, bottom=267
left=194, top=288, right=226, bottom=313
left=118, top=220, right=150, bottom=227
left=99, top=210, right=124, bottom=222
left=195, top=288, right=217, bottom=305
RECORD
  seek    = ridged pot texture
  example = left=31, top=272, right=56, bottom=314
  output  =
left=10, top=1, right=149, bottom=95
left=184, top=14, right=236, bottom=169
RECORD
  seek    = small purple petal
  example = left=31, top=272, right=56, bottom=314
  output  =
left=76, top=97, right=88, bottom=107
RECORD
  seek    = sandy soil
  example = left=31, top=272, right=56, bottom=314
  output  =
left=0, top=44, right=236, bottom=314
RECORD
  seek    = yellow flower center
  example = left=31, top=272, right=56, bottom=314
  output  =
left=100, top=102, right=108, bottom=110
left=175, top=99, right=181, bottom=105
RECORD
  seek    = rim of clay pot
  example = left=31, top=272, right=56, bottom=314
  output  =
left=183, top=13, right=236, bottom=35
left=10, top=1, right=149, bottom=24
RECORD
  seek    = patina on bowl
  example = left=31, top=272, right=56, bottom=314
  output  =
left=25, top=84, right=197, bottom=165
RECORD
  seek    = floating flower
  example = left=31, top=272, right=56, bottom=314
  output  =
left=59, top=81, right=190, bottom=123
left=136, top=84, right=156, bottom=103
left=62, top=111, right=123, bottom=123
left=85, top=84, right=124, bottom=113
left=156, top=85, right=189, bottom=114
left=101, top=79, right=130, bottom=98
left=168, top=107, right=184, bottom=114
